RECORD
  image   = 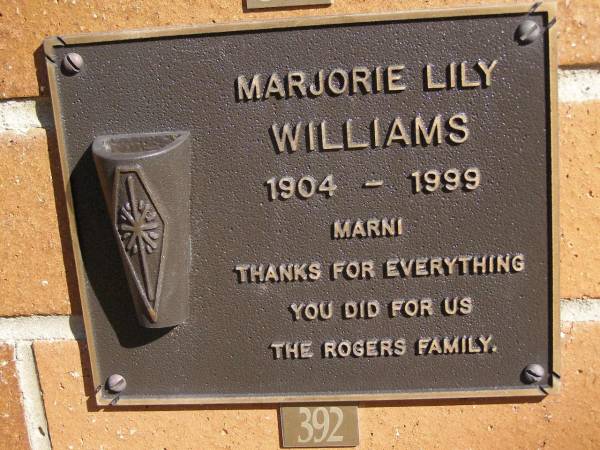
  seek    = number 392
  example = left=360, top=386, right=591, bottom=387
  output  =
left=297, top=406, right=344, bottom=444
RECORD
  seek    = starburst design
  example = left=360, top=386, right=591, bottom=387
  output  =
left=118, top=198, right=160, bottom=255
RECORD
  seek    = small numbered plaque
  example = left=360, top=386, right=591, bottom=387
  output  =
left=280, top=405, right=359, bottom=448
left=246, top=0, right=332, bottom=9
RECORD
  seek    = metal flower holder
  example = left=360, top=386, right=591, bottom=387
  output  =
left=92, top=131, right=191, bottom=328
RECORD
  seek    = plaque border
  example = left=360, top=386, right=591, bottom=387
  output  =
left=44, top=2, right=559, bottom=406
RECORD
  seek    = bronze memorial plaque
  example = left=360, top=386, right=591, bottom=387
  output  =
left=45, top=4, right=558, bottom=406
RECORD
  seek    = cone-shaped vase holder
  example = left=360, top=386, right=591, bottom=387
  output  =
left=92, top=131, right=191, bottom=328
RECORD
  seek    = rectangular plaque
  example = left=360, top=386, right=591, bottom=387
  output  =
left=280, top=405, right=359, bottom=447
left=45, top=3, right=559, bottom=405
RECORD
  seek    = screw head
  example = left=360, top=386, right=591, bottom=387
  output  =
left=521, top=363, right=545, bottom=384
left=105, top=374, right=127, bottom=393
left=62, top=52, right=84, bottom=75
left=515, top=20, right=541, bottom=45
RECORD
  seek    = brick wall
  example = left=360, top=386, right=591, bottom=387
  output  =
left=0, top=1, right=599, bottom=448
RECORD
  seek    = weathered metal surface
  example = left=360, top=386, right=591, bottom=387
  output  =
left=45, top=5, right=558, bottom=405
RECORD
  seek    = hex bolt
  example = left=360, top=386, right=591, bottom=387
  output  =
left=515, top=20, right=541, bottom=45
left=62, top=52, right=84, bottom=75
left=106, top=374, right=127, bottom=393
left=521, top=363, right=545, bottom=384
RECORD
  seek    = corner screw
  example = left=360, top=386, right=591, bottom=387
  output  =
left=521, top=363, right=545, bottom=384
left=105, top=374, right=127, bottom=393
left=515, top=20, right=541, bottom=45
left=61, top=52, right=84, bottom=75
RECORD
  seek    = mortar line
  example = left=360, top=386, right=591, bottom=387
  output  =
left=0, top=300, right=599, bottom=343
left=560, top=298, right=600, bottom=322
left=0, top=68, right=599, bottom=134
left=0, top=316, right=85, bottom=343
left=558, top=69, right=600, bottom=103
left=15, top=342, right=52, bottom=450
